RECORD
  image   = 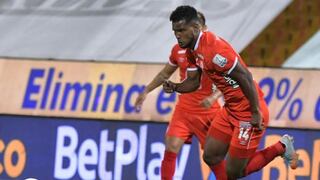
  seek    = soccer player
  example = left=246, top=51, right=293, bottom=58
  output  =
left=163, top=6, right=299, bottom=180
left=134, top=12, right=222, bottom=180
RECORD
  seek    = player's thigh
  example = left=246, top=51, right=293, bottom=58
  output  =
left=227, top=117, right=267, bottom=174
left=229, top=120, right=264, bottom=159
left=228, top=103, right=269, bottom=159
left=226, top=120, right=255, bottom=177
left=165, top=108, right=193, bottom=152
left=206, top=109, right=232, bottom=146
left=186, top=113, right=216, bottom=148
left=203, top=135, right=229, bottom=161
left=203, top=109, right=231, bottom=162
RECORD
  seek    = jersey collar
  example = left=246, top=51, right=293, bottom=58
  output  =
left=193, top=31, right=203, bottom=51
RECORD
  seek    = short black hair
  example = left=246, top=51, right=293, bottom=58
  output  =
left=197, top=11, right=206, bottom=26
left=170, top=5, right=199, bottom=24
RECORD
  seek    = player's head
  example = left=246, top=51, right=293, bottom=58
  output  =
left=170, top=5, right=201, bottom=48
left=197, top=11, right=207, bottom=31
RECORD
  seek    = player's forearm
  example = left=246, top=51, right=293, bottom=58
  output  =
left=145, top=71, right=171, bottom=93
left=208, top=90, right=222, bottom=103
left=239, top=72, right=260, bottom=113
left=174, top=78, right=200, bottom=93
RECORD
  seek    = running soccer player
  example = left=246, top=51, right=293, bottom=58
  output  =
left=163, top=6, right=299, bottom=180
left=134, top=12, right=222, bottom=180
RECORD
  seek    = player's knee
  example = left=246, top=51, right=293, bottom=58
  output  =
left=202, top=151, right=223, bottom=166
left=165, top=140, right=182, bottom=153
left=202, top=152, right=212, bottom=165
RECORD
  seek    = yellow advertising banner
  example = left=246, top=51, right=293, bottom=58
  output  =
left=250, top=67, right=320, bottom=129
left=0, top=59, right=319, bottom=129
left=0, top=59, right=177, bottom=122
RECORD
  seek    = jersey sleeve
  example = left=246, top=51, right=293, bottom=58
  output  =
left=169, top=47, right=178, bottom=66
left=186, top=63, right=198, bottom=72
left=209, top=48, right=239, bottom=75
left=185, top=49, right=199, bottom=72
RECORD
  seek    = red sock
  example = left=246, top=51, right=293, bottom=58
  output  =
left=161, top=150, right=177, bottom=180
left=210, top=161, right=227, bottom=180
left=244, top=141, right=285, bottom=176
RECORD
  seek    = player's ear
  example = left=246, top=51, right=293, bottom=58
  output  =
left=202, top=25, right=208, bottom=31
left=192, top=21, right=201, bottom=30
left=191, top=21, right=201, bottom=35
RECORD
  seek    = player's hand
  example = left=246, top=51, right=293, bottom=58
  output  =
left=200, top=97, right=212, bottom=108
left=250, top=111, right=264, bottom=131
left=163, top=80, right=176, bottom=93
left=200, top=94, right=220, bottom=108
left=134, top=91, right=147, bottom=112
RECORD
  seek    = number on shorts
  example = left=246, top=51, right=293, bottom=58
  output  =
left=238, top=121, right=252, bottom=145
left=238, top=127, right=250, bottom=141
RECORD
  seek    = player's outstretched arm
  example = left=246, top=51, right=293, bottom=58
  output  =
left=163, top=68, right=201, bottom=93
left=229, top=63, right=263, bottom=130
left=200, top=90, right=222, bottom=108
left=134, top=63, right=177, bottom=111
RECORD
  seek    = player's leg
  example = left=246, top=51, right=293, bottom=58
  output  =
left=161, top=136, right=185, bottom=180
left=187, top=110, right=219, bottom=149
left=188, top=110, right=229, bottom=179
left=243, top=136, right=296, bottom=176
left=226, top=101, right=298, bottom=179
left=242, top=101, right=299, bottom=176
left=164, top=136, right=185, bottom=153
left=225, top=120, right=273, bottom=179
left=226, top=133, right=297, bottom=179
left=225, top=100, right=273, bottom=178
left=161, top=108, right=193, bottom=180
left=202, top=109, right=231, bottom=180
left=203, top=136, right=229, bottom=180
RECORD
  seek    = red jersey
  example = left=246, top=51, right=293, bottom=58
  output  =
left=169, top=44, right=220, bottom=114
left=187, top=31, right=265, bottom=120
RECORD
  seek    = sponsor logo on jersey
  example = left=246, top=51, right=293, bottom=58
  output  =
left=224, top=75, right=239, bottom=88
left=213, top=54, right=227, bottom=67
left=212, top=84, right=217, bottom=92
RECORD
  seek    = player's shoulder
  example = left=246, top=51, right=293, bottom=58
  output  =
left=199, top=31, right=220, bottom=51
left=201, top=31, right=218, bottom=42
left=207, top=33, right=234, bottom=56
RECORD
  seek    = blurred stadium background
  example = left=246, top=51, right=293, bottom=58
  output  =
left=0, top=0, right=319, bottom=179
